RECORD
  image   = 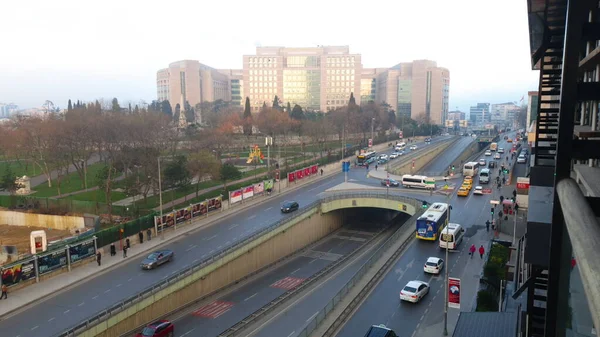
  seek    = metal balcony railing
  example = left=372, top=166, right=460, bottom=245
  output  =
left=556, top=178, right=600, bottom=332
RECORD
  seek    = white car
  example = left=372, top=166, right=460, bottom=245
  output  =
left=389, top=152, right=399, bottom=159
left=517, top=155, right=527, bottom=163
left=478, top=159, right=486, bottom=166
left=485, top=150, right=492, bottom=156
left=379, top=154, right=388, bottom=160
left=424, top=257, right=444, bottom=274
left=473, top=186, right=483, bottom=195
left=498, top=148, right=505, bottom=153
left=400, top=280, right=430, bottom=303
left=409, top=145, right=417, bottom=150
left=494, top=153, right=501, bottom=159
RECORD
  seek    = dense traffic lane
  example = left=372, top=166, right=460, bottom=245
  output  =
left=335, top=135, right=517, bottom=337
left=0, top=138, right=449, bottom=337
left=168, top=213, right=402, bottom=337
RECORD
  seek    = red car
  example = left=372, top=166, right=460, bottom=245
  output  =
left=136, top=320, right=174, bottom=337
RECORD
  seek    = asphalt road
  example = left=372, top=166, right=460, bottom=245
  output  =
left=418, top=136, right=476, bottom=176
left=167, top=209, right=406, bottom=337
left=335, top=132, right=519, bottom=337
left=0, top=137, right=450, bottom=337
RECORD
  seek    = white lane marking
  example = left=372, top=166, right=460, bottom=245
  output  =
left=244, top=293, right=258, bottom=301
left=205, top=235, right=217, bottom=241
left=180, top=329, right=195, bottom=337
left=226, top=241, right=231, bottom=245
left=291, top=268, right=301, bottom=275
left=287, top=331, right=296, bottom=337
left=127, top=278, right=133, bottom=282
left=64, top=309, right=70, bottom=314
left=92, top=295, right=99, bottom=300
left=193, top=259, right=199, bottom=264
left=104, top=289, right=111, bottom=293
left=306, top=311, right=319, bottom=322
left=248, top=214, right=257, bottom=220
left=78, top=302, right=85, bottom=307
left=265, top=207, right=273, bottom=211
left=48, top=317, right=55, bottom=322
left=30, top=326, right=38, bottom=331
left=309, top=259, right=317, bottom=264
left=209, top=250, right=215, bottom=254
left=186, top=245, right=197, bottom=252
left=116, top=284, right=122, bottom=287
left=228, top=224, right=239, bottom=230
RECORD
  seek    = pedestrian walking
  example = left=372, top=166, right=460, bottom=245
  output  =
left=469, top=244, right=476, bottom=258
left=502, top=177, right=506, bottom=185
left=96, top=251, right=102, bottom=266
left=1, top=284, right=7, bottom=299
left=485, top=220, right=490, bottom=232
left=123, top=245, right=128, bottom=258
left=138, top=231, right=144, bottom=244
left=110, top=243, right=116, bottom=256
left=320, top=168, right=324, bottom=176
left=375, top=164, right=378, bottom=171
left=147, top=228, right=152, bottom=241
left=126, top=238, right=131, bottom=249
left=479, top=245, right=485, bottom=259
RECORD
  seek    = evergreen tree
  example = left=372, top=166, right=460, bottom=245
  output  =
left=174, top=103, right=181, bottom=122
left=67, top=99, right=73, bottom=112
left=348, top=92, right=359, bottom=114
left=128, top=103, right=132, bottom=113
left=272, top=96, right=280, bottom=110
left=243, top=97, right=253, bottom=135
left=161, top=100, right=173, bottom=117
left=291, top=104, right=305, bottom=120
left=286, top=102, right=292, bottom=114
left=111, top=98, right=121, bottom=112
left=134, top=105, right=140, bottom=114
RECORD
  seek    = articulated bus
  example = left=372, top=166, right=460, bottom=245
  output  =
left=357, top=150, right=377, bottom=166
left=416, top=202, right=450, bottom=241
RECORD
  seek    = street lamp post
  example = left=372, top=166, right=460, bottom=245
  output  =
left=266, top=136, right=273, bottom=172
left=157, top=157, right=164, bottom=239
left=370, top=117, right=375, bottom=148
left=443, top=194, right=452, bottom=336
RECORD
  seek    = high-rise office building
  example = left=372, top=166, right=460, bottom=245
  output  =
left=156, top=60, right=231, bottom=113
left=469, top=103, right=491, bottom=126
left=491, top=102, right=520, bottom=125
left=0, top=103, right=18, bottom=118
left=158, top=47, right=450, bottom=124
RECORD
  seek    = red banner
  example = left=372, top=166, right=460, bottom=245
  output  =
left=311, top=165, right=318, bottom=174
left=517, top=182, right=530, bottom=190
left=304, top=167, right=310, bottom=177
left=296, top=170, right=304, bottom=180
left=288, top=172, right=295, bottom=183
left=448, top=277, right=461, bottom=309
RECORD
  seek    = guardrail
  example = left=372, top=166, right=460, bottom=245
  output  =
left=318, top=189, right=427, bottom=206
left=296, top=210, right=423, bottom=337
left=56, top=200, right=322, bottom=337
left=386, top=137, right=457, bottom=170
left=556, top=178, right=600, bottom=332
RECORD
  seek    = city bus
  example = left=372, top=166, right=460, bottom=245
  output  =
left=416, top=202, right=450, bottom=241
left=490, top=142, right=498, bottom=151
left=463, top=162, right=480, bottom=177
left=357, top=150, right=377, bottom=166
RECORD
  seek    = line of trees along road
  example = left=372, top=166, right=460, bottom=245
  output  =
left=0, top=94, right=441, bottom=222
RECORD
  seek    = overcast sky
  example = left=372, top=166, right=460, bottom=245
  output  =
left=0, top=0, right=539, bottom=112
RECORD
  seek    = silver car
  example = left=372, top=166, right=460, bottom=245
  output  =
left=141, top=250, right=174, bottom=270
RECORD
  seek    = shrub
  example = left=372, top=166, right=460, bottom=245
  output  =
left=476, top=290, right=498, bottom=312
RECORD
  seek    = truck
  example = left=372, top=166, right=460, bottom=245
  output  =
left=490, top=142, right=498, bottom=151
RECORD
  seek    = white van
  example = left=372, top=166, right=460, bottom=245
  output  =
left=479, top=168, right=490, bottom=184
left=439, top=223, right=465, bottom=250
left=401, top=175, right=436, bottom=190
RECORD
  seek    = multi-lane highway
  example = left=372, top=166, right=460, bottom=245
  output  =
left=0, top=136, right=451, bottom=337
left=168, top=209, right=406, bottom=337
left=418, top=136, right=476, bottom=176
left=335, top=133, right=521, bottom=337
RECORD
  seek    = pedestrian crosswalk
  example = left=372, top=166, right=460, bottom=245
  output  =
left=192, top=301, right=234, bottom=319
left=270, top=276, right=306, bottom=290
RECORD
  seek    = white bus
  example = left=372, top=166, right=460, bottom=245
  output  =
left=395, top=142, right=407, bottom=151
left=479, top=168, right=491, bottom=184
left=401, top=175, right=436, bottom=190
left=463, top=162, right=480, bottom=177
left=439, top=223, right=465, bottom=250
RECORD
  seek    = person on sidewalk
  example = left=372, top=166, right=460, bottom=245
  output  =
left=126, top=238, right=131, bottom=249
left=320, top=168, right=323, bottom=176
left=485, top=220, right=490, bottom=232
left=479, top=245, right=485, bottom=259
left=96, top=251, right=102, bottom=266
left=502, top=177, right=506, bottom=185
left=469, top=244, right=476, bottom=258
left=1, top=284, right=7, bottom=299
left=138, top=231, right=143, bottom=244
left=110, top=243, right=116, bottom=256
left=375, top=164, right=378, bottom=171
left=147, top=228, right=152, bottom=241
left=123, top=245, right=128, bottom=258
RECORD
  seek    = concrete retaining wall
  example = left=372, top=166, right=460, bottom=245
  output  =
left=392, top=139, right=459, bottom=176
left=321, top=198, right=417, bottom=216
left=82, top=207, right=342, bottom=337
left=0, top=211, right=85, bottom=231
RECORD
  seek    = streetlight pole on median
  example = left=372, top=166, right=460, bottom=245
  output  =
left=157, top=157, right=164, bottom=240
left=443, top=191, right=452, bottom=336
left=370, top=117, right=375, bottom=148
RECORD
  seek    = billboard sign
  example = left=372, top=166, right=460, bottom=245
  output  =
left=448, top=277, right=461, bottom=309
left=1, top=258, right=36, bottom=286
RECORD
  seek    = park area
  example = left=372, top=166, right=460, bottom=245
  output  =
left=0, top=224, right=72, bottom=265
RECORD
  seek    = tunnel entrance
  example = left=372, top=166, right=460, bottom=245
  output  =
left=338, top=207, right=411, bottom=233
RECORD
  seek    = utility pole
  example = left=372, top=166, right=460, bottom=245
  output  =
left=370, top=117, right=375, bottom=148
left=266, top=136, right=273, bottom=172
left=443, top=194, right=452, bottom=336
left=157, top=157, right=164, bottom=239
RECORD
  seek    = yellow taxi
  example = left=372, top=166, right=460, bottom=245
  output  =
left=457, top=187, right=469, bottom=197
left=461, top=180, right=473, bottom=190
left=507, top=138, right=513, bottom=143
left=463, top=175, right=473, bottom=183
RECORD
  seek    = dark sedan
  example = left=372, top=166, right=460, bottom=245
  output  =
left=381, top=178, right=400, bottom=187
left=141, top=250, right=174, bottom=270
left=281, top=200, right=299, bottom=213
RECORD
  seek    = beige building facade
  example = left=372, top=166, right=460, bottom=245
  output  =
left=158, top=48, right=450, bottom=125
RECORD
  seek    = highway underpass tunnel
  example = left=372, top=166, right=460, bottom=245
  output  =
left=337, top=207, right=409, bottom=234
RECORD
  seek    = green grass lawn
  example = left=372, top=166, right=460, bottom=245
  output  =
left=0, top=160, right=39, bottom=178
left=132, top=180, right=221, bottom=210
left=62, top=190, right=128, bottom=203
left=32, top=163, right=107, bottom=197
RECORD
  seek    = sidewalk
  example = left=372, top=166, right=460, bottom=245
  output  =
left=0, top=141, right=394, bottom=319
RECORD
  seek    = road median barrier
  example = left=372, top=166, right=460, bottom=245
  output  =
left=392, top=137, right=460, bottom=176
